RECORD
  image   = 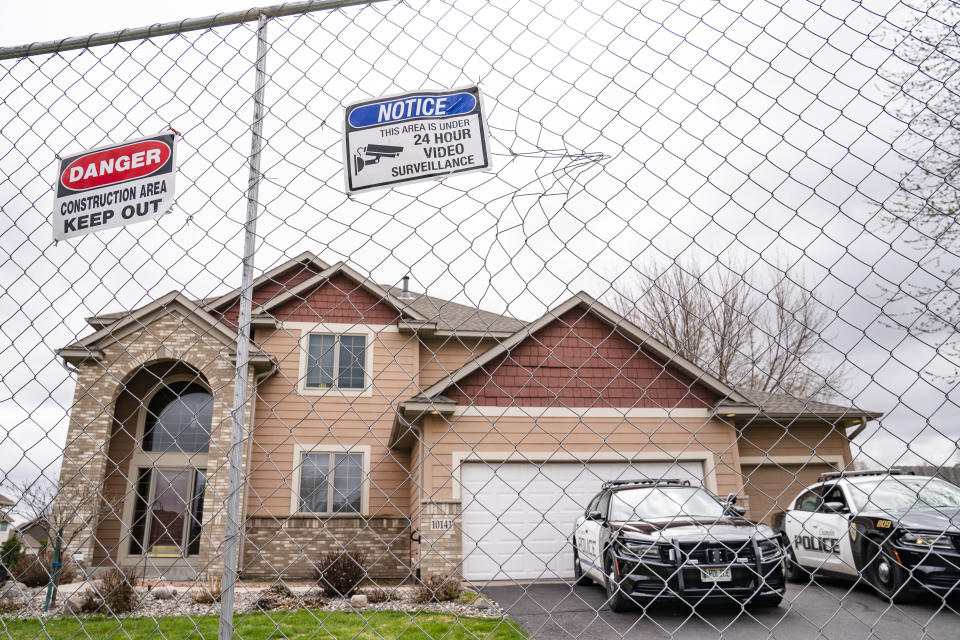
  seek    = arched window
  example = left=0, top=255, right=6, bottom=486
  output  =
left=142, top=381, right=212, bottom=453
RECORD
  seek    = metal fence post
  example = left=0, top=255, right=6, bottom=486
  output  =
left=219, top=12, right=270, bottom=640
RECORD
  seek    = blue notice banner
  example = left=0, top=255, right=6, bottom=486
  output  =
left=348, top=91, right=477, bottom=128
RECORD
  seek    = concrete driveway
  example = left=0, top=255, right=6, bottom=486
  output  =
left=480, top=577, right=960, bottom=639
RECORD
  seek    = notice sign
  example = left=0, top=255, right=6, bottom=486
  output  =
left=343, top=86, right=491, bottom=194
left=53, top=133, right=177, bottom=241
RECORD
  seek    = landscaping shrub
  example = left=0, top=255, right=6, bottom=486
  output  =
left=313, top=550, right=367, bottom=597
left=97, top=567, right=138, bottom=613
left=363, top=586, right=391, bottom=604
left=192, top=572, right=222, bottom=604
left=413, top=573, right=463, bottom=604
left=13, top=549, right=77, bottom=587
left=1, top=537, right=25, bottom=575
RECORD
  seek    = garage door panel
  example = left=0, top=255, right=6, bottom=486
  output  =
left=742, top=463, right=835, bottom=524
left=461, top=460, right=705, bottom=581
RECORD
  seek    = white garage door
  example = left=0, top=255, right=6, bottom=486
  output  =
left=460, top=460, right=705, bottom=581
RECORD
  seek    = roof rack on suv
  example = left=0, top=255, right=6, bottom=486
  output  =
left=602, top=478, right=692, bottom=489
left=817, top=468, right=915, bottom=482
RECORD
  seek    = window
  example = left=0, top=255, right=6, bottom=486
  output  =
left=819, top=485, right=849, bottom=512
left=142, top=381, right=212, bottom=453
left=296, top=450, right=365, bottom=514
left=795, top=489, right=821, bottom=512
left=0, top=522, right=7, bottom=532
left=304, top=334, right=367, bottom=390
left=128, top=467, right=206, bottom=557
left=597, top=491, right=611, bottom=519
left=586, top=492, right=602, bottom=516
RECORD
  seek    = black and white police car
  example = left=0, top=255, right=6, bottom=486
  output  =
left=772, top=469, right=960, bottom=602
left=572, top=479, right=786, bottom=611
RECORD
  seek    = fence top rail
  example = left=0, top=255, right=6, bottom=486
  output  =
left=0, top=0, right=387, bottom=61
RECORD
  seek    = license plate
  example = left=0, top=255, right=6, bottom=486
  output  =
left=700, top=567, right=732, bottom=583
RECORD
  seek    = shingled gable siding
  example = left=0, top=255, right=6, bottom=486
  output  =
left=445, top=309, right=722, bottom=408
left=216, top=262, right=324, bottom=330
left=268, top=274, right=402, bottom=325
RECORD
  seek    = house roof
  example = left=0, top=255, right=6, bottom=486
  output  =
left=59, top=290, right=274, bottom=367
left=0, top=492, right=12, bottom=506
left=408, top=291, right=750, bottom=407
left=719, top=389, right=884, bottom=420
left=385, top=288, right=524, bottom=336
left=82, top=252, right=522, bottom=338
left=253, top=261, right=429, bottom=322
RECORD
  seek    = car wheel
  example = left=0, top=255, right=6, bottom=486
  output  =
left=784, top=547, right=809, bottom=583
left=604, top=554, right=635, bottom=612
left=866, top=539, right=914, bottom=603
left=573, top=543, right=592, bottom=586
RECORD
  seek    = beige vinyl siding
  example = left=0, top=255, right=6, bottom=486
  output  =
left=737, top=423, right=853, bottom=464
left=248, top=326, right=418, bottom=517
left=417, top=337, right=499, bottom=390
left=421, top=415, right=743, bottom=500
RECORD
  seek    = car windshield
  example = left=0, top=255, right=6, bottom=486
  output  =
left=609, top=487, right=726, bottom=522
left=847, top=477, right=960, bottom=511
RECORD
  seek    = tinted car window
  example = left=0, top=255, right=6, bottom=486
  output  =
left=819, top=485, right=849, bottom=511
left=597, top=491, right=611, bottom=519
left=795, top=489, right=821, bottom=512
left=585, top=492, right=601, bottom=516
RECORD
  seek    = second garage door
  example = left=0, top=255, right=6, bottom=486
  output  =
left=741, top=463, right=836, bottom=524
left=460, top=460, right=704, bottom=582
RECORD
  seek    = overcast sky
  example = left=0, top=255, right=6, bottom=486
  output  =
left=1, top=0, right=958, bottom=489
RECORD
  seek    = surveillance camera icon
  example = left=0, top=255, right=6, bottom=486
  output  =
left=355, top=144, right=404, bottom=174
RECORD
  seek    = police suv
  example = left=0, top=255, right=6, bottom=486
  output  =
left=773, top=469, right=960, bottom=602
left=572, top=479, right=785, bottom=611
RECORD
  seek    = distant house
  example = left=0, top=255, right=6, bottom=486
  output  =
left=0, top=493, right=13, bottom=545
left=52, top=251, right=882, bottom=581
left=14, top=518, right=49, bottom=554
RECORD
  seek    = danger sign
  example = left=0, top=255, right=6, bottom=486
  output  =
left=343, top=86, right=491, bottom=194
left=53, top=133, right=177, bottom=241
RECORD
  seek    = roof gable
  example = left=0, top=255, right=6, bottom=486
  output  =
left=58, top=291, right=242, bottom=360
left=210, top=252, right=329, bottom=329
left=417, top=292, right=747, bottom=406
left=255, top=262, right=427, bottom=323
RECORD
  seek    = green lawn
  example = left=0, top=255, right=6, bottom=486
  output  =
left=1, top=609, right=528, bottom=640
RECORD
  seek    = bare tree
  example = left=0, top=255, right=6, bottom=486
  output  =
left=2, top=477, right=121, bottom=551
left=876, top=0, right=960, bottom=379
left=609, top=259, right=843, bottom=400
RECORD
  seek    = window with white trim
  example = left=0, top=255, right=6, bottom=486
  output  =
left=305, top=334, right=367, bottom=390
left=297, top=451, right=363, bottom=514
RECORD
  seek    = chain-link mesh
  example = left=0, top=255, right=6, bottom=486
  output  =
left=2, top=0, right=959, bottom=638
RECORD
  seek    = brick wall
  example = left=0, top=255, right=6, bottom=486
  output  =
left=417, top=501, right=462, bottom=580
left=241, top=515, right=412, bottom=582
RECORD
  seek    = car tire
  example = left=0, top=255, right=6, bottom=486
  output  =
left=748, top=593, right=783, bottom=608
left=866, top=539, right=914, bottom=603
left=604, top=553, right=635, bottom=613
left=573, top=543, right=592, bottom=586
left=784, top=547, right=809, bottom=583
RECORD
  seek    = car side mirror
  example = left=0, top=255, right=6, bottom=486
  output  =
left=728, top=505, right=747, bottom=517
left=725, top=493, right=738, bottom=505
left=823, top=501, right=847, bottom=514
left=586, top=510, right=604, bottom=521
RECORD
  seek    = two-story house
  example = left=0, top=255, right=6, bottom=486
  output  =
left=54, top=251, right=880, bottom=582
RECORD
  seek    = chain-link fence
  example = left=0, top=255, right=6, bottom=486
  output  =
left=1, top=0, right=959, bottom=638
